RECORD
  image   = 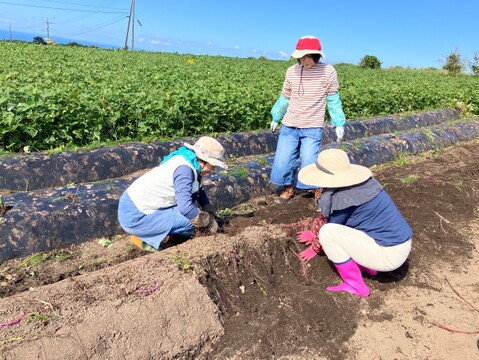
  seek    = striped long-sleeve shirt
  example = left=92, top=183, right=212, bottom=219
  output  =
left=281, top=63, right=339, bottom=128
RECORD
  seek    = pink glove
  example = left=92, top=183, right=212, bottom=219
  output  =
left=299, top=246, right=318, bottom=262
left=296, top=230, right=316, bottom=245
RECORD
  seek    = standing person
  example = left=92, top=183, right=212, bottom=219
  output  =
left=118, top=136, right=227, bottom=251
left=270, top=35, right=347, bottom=204
left=296, top=149, right=413, bottom=297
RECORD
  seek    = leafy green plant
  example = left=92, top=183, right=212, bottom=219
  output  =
left=257, top=157, right=268, bottom=165
left=172, top=252, right=192, bottom=271
left=228, top=166, right=249, bottom=179
left=98, top=238, right=113, bottom=248
left=1, top=42, right=479, bottom=154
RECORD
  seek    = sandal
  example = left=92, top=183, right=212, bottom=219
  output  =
left=275, top=185, right=295, bottom=204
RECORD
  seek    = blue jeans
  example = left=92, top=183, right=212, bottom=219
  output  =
left=270, top=125, right=322, bottom=190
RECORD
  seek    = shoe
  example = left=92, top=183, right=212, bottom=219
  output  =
left=130, top=235, right=158, bottom=252
left=275, top=185, right=295, bottom=204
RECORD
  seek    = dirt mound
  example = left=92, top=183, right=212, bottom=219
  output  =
left=1, top=141, right=479, bottom=359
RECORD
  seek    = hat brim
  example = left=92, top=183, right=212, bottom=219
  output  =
left=298, top=163, right=371, bottom=188
left=184, top=143, right=228, bottom=169
left=291, top=49, right=325, bottom=59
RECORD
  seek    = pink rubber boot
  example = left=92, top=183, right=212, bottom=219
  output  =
left=327, top=259, right=370, bottom=297
left=358, top=264, right=378, bottom=276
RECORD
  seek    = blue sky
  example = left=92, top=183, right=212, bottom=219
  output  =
left=1, top=0, right=478, bottom=68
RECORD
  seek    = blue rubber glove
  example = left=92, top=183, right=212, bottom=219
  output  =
left=270, top=95, right=289, bottom=130
left=327, top=92, right=345, bottom=123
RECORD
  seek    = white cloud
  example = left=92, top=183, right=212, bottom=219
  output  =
left=279, top=51, right=289, bottom=58
left=150, top=39, right=171, bottom=46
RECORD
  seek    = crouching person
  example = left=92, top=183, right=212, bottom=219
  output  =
left=297, top=149, right=412, bottom=297
left=118, top=136, right=227, bottom=251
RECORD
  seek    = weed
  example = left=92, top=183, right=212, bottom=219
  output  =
left=257, top=157, right=268, bottom=165
left=399, top=176, right=419, bottom=184
left=217, top=208, right=234, bottom=219
left=0, top=337, right=23, bottom=345
left=98, top=238, right=114, bottom=248
left=27, top=311, right=50, bottom=322
left=455, top=180, right=464, bottom=191
left=393, top=151, right=409, bottom=166
left=106, top=184, right=117, bottom=191
left=19, top=253, right=50, bottom=268
left=55, top=251, right=73, bottom=262
left=257, top=219, right=267, bottom=226
left=172, top=252, right=192, bottom=271
left=421, top=128, right=438, bottom=150
left=228, top=166, right=249, bottom=179
left=0, top=195, right=13, bottom=215
left=256, top=282, right=268, bottom=297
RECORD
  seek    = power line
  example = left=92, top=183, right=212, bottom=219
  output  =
left=31, top=0, right=125, bottom=12
left=0, top=1, right=127, bottom=14
left=56, top=14, right=126, bottom=38
left=54, top=0, right=120, bottom=25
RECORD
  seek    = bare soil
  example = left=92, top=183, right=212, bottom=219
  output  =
left=1, top=141, right=479, bottom=359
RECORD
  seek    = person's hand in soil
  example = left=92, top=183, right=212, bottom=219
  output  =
left=299, top=246, right=318, bottom=262
left=296, top=230, right=316, bottom=245
left=207, top=214, right=219, bottom=234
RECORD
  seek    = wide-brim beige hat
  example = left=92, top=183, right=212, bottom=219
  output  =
left=291, top=35, right=326, bottom=59
left=298, top=149, right=371, bottom=188
left=184, top=136, right=228, bottom=169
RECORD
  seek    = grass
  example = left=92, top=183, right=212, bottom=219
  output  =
left=18, top=250, right=73, bottom=268
left=399, top=176, right=419, bottom=184
left=227, top=166, right=249, bottom=179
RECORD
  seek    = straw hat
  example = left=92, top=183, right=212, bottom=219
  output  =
left=291, top=35, right=325, bottom=59
left=298, top=149, right=371, bottom=188
left=184, top=136, right=228, bottom=169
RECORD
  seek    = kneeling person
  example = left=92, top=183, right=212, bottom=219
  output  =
left=118, top=136, right=227, bottom=251
left=298, top=149, right=413, bottom=297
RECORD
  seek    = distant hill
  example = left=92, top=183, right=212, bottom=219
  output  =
left=0, top=29, right=120, bottom=50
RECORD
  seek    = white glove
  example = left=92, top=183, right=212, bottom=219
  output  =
left=335, top=126, right=344, bottom=142
left=270, top=121, right=278, bottom=133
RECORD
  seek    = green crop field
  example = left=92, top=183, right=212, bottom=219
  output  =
left=1, top=41, right=478, bottom=153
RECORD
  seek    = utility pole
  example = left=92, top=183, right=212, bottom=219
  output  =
left=8, top=22, right=12, bottom=40
left=124, top=0, right=135, bottom=50
left=45, top=18, right=50, bottom=39
left=124, top=0, right=133, bottom=49
left=131, top=0, right=135, bottom=50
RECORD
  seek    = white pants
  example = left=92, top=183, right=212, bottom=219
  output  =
left=319, top=223, right=412, bottom=271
